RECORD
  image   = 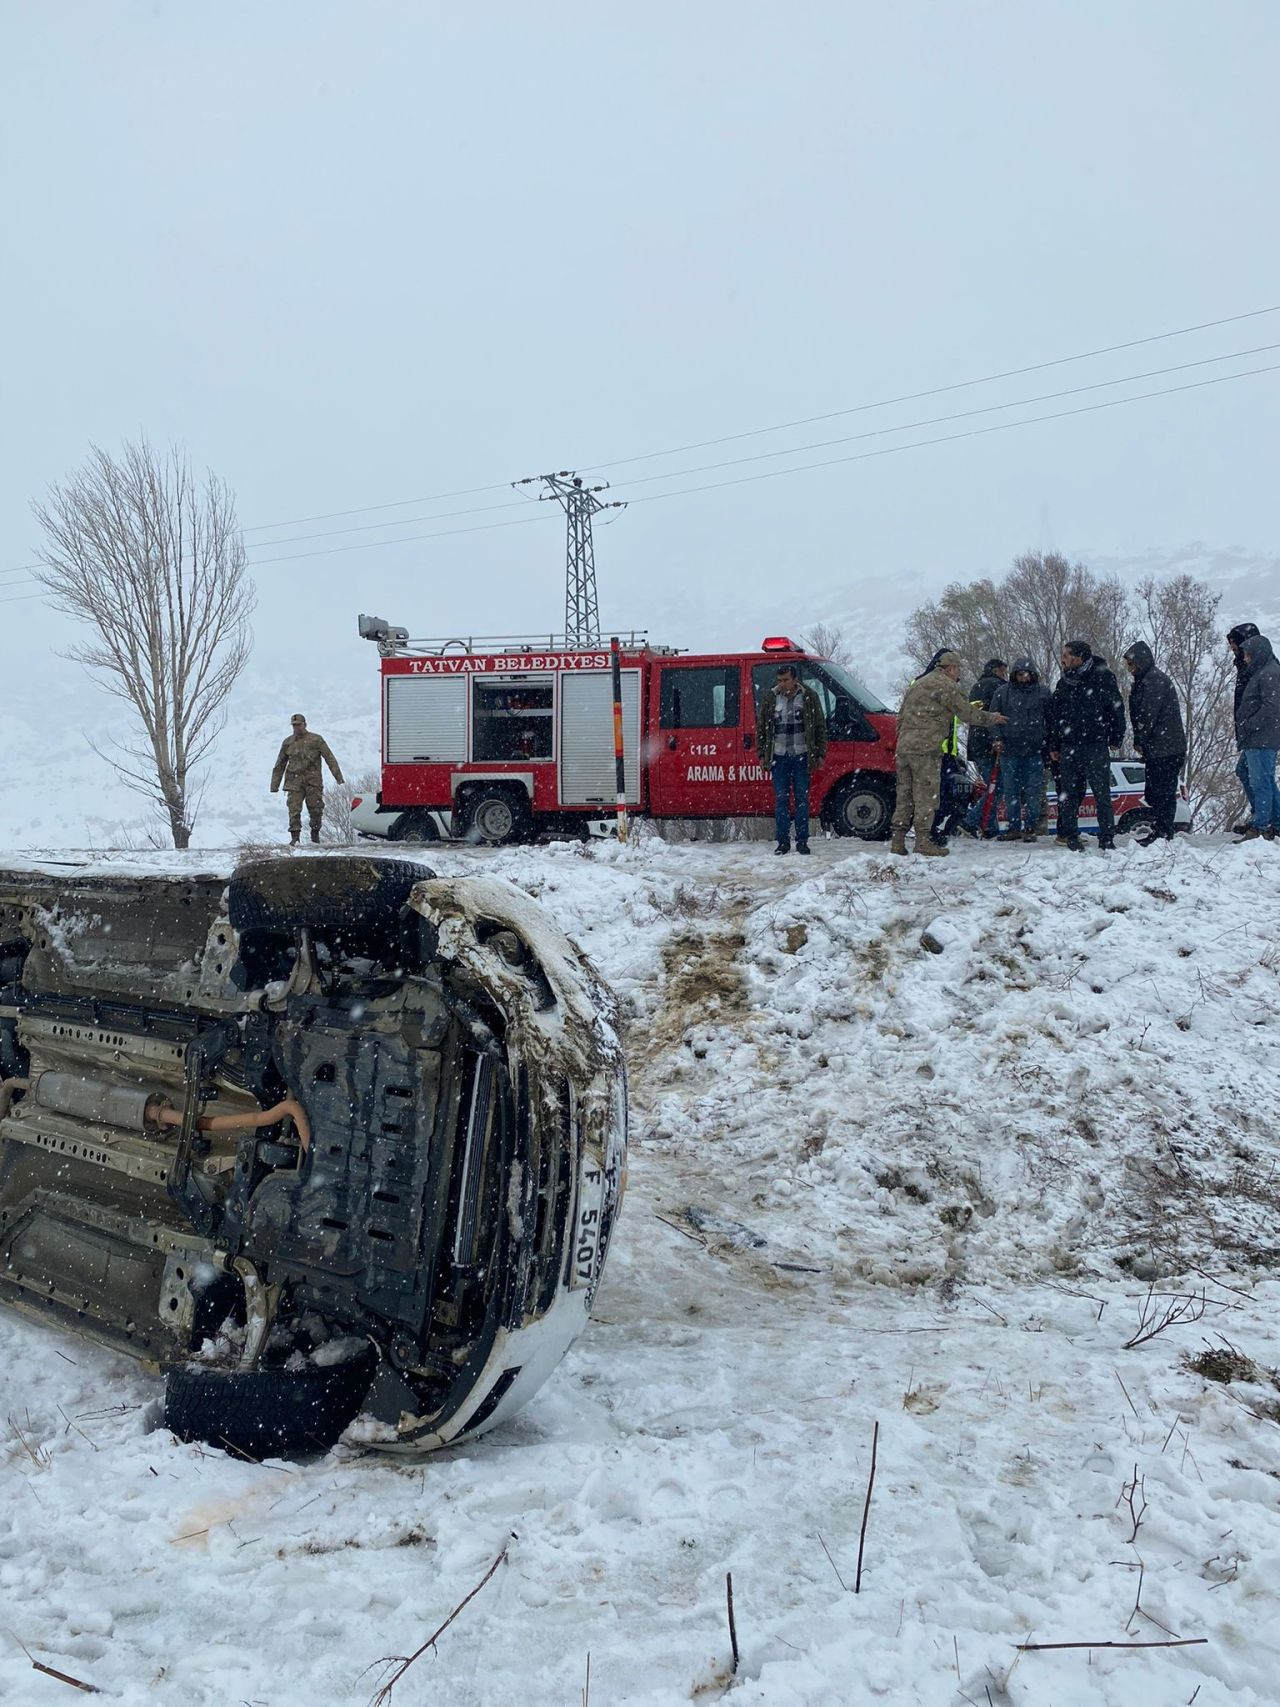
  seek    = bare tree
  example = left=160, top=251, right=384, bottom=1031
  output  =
left=905, top=552, right=1134, bottom=685
left=32, top=440, right=255, bottom=848
left=1132, top=575, right=1236, bottom=828
left=800, top=621, right=854, bottom=666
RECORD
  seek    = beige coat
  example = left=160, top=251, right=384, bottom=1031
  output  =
left=896, top=671, right=1001, bottom=757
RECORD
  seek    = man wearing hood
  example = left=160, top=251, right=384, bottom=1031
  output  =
left=892, top=650, right=1006, bottom=856
left=1228, top=622, right=1262, bottom=831
left=1048, top=641, right=1126, bottom=850
left=1123, top=641, right=1186, bottom=844
left=991, top=658, right=1051, bottom=841
left=1234, top=633, right=1280, bottom=841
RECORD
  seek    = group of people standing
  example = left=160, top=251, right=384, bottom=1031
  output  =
left=888, top=622, right=1280, bottom=857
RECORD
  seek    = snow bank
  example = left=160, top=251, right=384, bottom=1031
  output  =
left=2, top=832, right=1279, bottom=1706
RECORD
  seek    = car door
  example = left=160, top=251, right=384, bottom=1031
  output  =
left=647, top=662, right=745, bottom=816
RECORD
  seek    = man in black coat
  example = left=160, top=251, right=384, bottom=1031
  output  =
left=1123, top=641, right=1186, bottom=843
left=1228, top=622, right=1261, bottom=832
left=963, top=659, right=1007, bottom=836
left=1048, top=640, right=1126, bottom=850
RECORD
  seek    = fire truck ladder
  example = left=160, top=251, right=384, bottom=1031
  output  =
left=357, top=625, right=658, bottom=659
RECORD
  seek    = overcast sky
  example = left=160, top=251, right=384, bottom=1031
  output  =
left=3, top=0, right=1278, bottom=704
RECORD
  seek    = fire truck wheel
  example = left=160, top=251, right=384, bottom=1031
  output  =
left=827, top=777, right=893, bottom=840
left=464, top=786, right=531, bottom=846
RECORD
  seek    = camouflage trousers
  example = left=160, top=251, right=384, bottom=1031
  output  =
left=286, top=780, right=324, bottom=842
left=891, top=752, right=942, bottom=842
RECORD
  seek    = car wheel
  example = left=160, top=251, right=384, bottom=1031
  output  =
left=1116, top=809, right=1154, bottom=837
left=465, top=787, right=529, bottom=846
left=388, top=810, right=441, bottom=844
left=828, top=778, right=894, bottom=840
left=164, top=1343, right=377, bottom=1458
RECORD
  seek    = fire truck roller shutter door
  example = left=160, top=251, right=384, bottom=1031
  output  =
left=560, top=672, right=642, bottom=806
left=386, top=675, right=468, bottom=763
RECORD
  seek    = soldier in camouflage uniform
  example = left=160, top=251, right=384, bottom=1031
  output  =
left=270, top=714, right=344, bottom=845
left=892, top=652, right=1005, bottom=857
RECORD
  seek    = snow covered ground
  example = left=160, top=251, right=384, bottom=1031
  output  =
left=3, top=830, right=1280, bottom=1706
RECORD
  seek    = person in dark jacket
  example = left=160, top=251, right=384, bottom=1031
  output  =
left=1234, top=634, right=1280, bottom=840
left=963, top=659, right=1008, bottom=834
left=965, top=659, right=1008, bottom=774
left=991, top=657, right=1051, bottom=840
left=1228, top=622, right=1262, bottom=831
left=1122, top=641, right=1187, bottom=844
left=1048, top=640, right=1126, bottom=850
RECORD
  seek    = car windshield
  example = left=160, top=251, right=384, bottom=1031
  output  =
left=817, top=659, right=890, bottom=714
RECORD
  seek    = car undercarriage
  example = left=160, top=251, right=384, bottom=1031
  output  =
left=0, top=855, right=625, bottom=1456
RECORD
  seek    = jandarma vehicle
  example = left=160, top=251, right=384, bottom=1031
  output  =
left=0, top=856, right=626, bottom=1456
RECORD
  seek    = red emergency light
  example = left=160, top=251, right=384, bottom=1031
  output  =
left=761, top=636, right=801, bottom=652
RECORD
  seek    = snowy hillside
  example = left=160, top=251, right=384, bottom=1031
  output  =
left=2, top=832, right=1279, bottom=1706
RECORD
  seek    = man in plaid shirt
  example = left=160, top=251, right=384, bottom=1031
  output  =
left=756, top=664, right=828, bottom=854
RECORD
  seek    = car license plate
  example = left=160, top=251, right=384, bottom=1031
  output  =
left=569, top=1164, right=605, bottom=1293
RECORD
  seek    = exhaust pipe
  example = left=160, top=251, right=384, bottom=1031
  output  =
left=26, top=1072, right=310, bottom=1150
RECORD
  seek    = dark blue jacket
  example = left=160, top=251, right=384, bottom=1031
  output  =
left=1049, top=655, right=1126, bottom=752
left=991, top=658, right=1050, bottom=758
left=1236, top=635, right=1280, bottom=749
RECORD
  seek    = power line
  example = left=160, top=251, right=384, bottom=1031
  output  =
left=0, top=589, right=50, bottom=607
left=576, top=341, right=1280, bottom=492
left=6, top=356, right=1277, bottom=588
left=248, top=508, right=558, bottom=565
left=164, top=360, right=1280, bottom=569
left=581, top=302, right=1280, bottom=474
left=239, top=477, right=512, bottom=534
left=227, top=300, right=1280, bottom=537
left=234, top=339, right=1279, bottom=558
left=242, top=494, right=534, bottom=553
left=622, top=361, right=1280, bottom=508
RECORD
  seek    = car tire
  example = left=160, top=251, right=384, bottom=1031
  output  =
left=1116, top=809, right=1154, bottom=837
left=230, top=857, right=424, bottom=931
left=388, top=810, right=441, bottom=844
left=826, top=777, right=894, bottom=840
left=464, top=787, right=530, bottom=846
left=164, top=1343, right=378, bottom=1458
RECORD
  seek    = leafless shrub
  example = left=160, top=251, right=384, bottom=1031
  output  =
left=1122, top=1284, right=1209, bottom=1349
left=320, top=767, right=381, bottom=844
left=1116, top=1461, right=1149, bottom=1544
left=32, top=439, right=255, bottom=848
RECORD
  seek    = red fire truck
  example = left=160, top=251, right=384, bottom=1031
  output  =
left=355, top=618, right=898, bottom=844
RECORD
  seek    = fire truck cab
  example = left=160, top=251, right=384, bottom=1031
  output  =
left=358, top=620, right=898, bottom=844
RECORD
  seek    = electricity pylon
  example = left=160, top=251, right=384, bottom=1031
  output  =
left=514, top=471, right=626, bottom=646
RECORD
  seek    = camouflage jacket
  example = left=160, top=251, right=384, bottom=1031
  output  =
left=271, top=731, right=344, bottom=790
left=896, top=671, right=1002, bottom=757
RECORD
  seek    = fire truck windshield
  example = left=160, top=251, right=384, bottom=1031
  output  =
left=751, top=660, right=888, bottom=742
left=817, top=660, right=890, bottom=715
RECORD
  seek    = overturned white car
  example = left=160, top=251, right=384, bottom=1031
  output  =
left=0, top=857, right=625, bottom=1456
